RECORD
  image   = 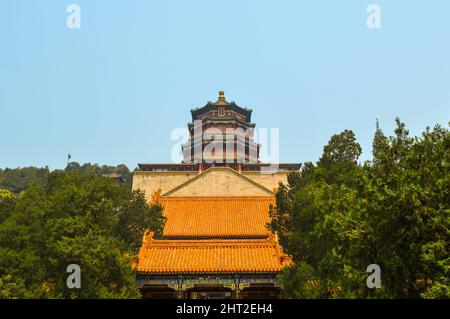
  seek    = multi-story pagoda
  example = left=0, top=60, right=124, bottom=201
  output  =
left=182, top=90, right=259, bottom=168
left=133, top=92, right=300, bottom=299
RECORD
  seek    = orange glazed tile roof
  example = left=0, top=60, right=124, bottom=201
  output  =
left=158, top=197, right=275, bottom=238
left=136, top=236, right=291, bottom=274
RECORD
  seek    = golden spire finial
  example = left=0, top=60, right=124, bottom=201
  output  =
left=218, top=90, right=225, bottom=100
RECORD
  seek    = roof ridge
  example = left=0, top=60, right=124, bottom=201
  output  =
left=143, top=238, right=277, bottom=246
left=160, top=196, right=275, bottom=200
left=136, top=236, right=288, bottom=274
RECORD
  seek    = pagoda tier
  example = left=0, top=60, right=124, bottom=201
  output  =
left=182, top=91, right=260, bottom=164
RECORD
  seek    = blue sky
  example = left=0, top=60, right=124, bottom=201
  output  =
left=1, top=0, right=449, bottom=170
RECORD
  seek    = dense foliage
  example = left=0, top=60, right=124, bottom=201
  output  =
left=65, top=162, right=133, bottom=187
left=269, top=119, right=449, bottom=298
left=0, top=163, right=133, bottom=195
left=0, top=172, right=165, bottom=298
left=0, top=167, right=49, bottom=194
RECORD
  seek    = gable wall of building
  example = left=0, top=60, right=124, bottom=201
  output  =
left=132, top=171, right=198, bottom=198
left=241, top=171, right=289, bottom=193
left=166, top=169, right=271, bottom=197
left=132, top=169, right=290, bottom=200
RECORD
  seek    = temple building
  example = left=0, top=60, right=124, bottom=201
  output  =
left=133, top=92, right=300, bottom=299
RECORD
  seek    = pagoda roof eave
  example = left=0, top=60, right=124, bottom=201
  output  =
left=191, top=102, right=253, bottom=121
left=135, top=237, right=292, bottom=275
left=187, top=117, right=256, bottom=128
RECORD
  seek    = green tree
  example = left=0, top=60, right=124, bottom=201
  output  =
left=65, top=162, right=133, bottom=187
left=318, top=129, right=362, bottom=167
left=272, top=120, right=449, bottom=299
left=0, top=171, right=165, bottom=298
left=0, top=167, right=49, bottom=194
left=270, top=129, right=370, bottom=298
left=366, top=120, right=450, bottom=298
